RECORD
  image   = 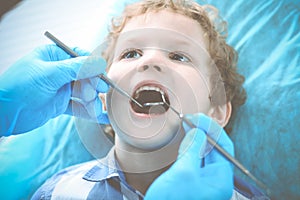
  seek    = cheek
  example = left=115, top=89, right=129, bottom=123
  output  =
left=107, top=63, right=124, bottom=80
left=173, top=68, right=211, bottom=114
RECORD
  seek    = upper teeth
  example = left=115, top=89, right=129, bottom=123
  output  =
left=135, top=85, right=167, bottom=103
left=135, top=86, right=165, bottom=96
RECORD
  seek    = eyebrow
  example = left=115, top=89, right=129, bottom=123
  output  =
left=117, top=36, right=193, bottom=49
left=115, top=37, right=139, bottom=50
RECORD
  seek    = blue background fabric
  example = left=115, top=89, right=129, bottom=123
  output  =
left=0, top=0, right=299, bottom=199
left=209, top=1, right=300, bottom=199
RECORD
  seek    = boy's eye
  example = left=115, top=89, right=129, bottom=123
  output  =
left=169, top=52, right=191, bottom=62
left=120, top=49, right=143, bottom=60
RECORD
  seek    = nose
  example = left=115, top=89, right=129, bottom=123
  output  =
left=137, top=64, right=162, bottom=72
left=136, top=49, right=166, bottom=73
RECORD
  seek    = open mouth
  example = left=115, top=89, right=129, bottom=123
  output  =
left=130, top=83, right=170, bottom=115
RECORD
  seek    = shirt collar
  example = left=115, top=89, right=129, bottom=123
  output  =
left=83, top=147, right=126, bottom=182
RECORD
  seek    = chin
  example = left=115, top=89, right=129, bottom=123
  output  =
left=113, top=118, right=182, bottom=151
left=108, top=102, right=182, bottom=149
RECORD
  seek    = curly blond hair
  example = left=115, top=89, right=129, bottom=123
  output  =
left=102, top=0, right=246, bottom=133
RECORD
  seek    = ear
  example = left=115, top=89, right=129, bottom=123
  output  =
left=207, top=102, right=232, bottom=127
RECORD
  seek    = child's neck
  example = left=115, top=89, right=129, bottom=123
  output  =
left=123, top=163, right=172, bottom=195
left=114, top=132, right=184, bottom=195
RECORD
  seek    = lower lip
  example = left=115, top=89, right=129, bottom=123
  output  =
left=130, top=106, right=168, bottom=118
left=133, top=113, right=156, bottom=118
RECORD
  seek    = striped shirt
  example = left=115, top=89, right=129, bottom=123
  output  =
left=31, top=148, right=268, bottom=200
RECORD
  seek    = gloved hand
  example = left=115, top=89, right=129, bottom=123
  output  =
left=0, top=44, right=109, bottom=136
left=145, top=113, right=234, bottom=200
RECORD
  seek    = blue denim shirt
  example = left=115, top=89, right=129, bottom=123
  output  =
left=31, top=148, right=268, bottom=200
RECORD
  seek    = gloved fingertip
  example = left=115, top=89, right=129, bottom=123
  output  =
left=76, top=57, right=107, bottom=80
left=72, top=47, right=91, bottom=56
left=89, top=76, right=109, bottom=93
left=97, top=112, right=110, bottom=125
left=35, top=44, right=75, bottom=61
left=55, top=56, right=89, bottom=82
left=91, top=98, right=110, bottom=125
left=182, top=120, right=192, bottom=133
left=97, top=79, right=109, bottom=93
left=182, top=113, right=212, bottom=132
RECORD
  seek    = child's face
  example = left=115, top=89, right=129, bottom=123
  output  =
left=106, top=10, right=217, bottom=150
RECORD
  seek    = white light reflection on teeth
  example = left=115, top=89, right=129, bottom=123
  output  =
left=135, top=86, right=165, bottom=96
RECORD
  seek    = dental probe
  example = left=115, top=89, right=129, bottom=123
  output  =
left=99, top=74, right=143, bottom=108
left=44, top=31, right=79, bottom=57
left=144, top=102, right=268, bottom=193
left=44, top=31, right=143, bottom=108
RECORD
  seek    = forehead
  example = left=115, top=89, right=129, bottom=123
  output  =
left=121, top=10, right=208, bottom=48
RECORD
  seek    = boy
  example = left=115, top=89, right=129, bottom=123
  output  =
left=32, top=0, right=265, bottom=199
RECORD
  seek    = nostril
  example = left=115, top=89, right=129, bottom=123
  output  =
left=153, top=65, right=161, bottom=72
left=143, top=65, right=149, bottom=71
left=137, top=65, right=162, bottom=72
left=137, top=65, right=149, bottom=72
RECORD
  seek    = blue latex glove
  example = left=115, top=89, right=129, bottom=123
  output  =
left=0, top=44, right=109, bottom=136
left=145, top=114, right=234, bottom=200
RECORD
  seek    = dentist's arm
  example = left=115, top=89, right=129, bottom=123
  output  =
left=0, top=44, right=109, bottom=136
left=145, top=114, right=234, bottom=200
